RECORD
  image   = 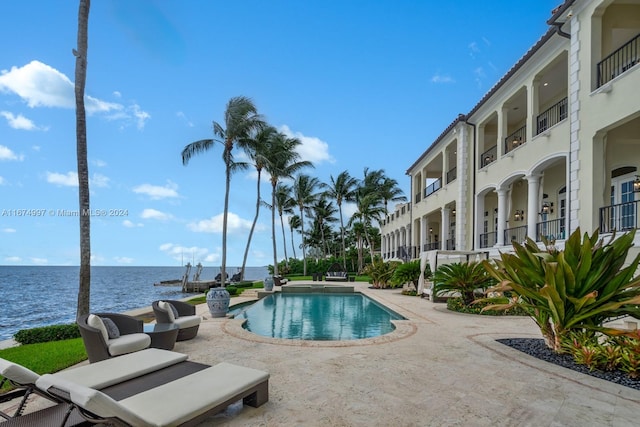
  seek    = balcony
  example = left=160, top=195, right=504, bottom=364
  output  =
left=423, top=242, right=441, bottom=251
left=480, top=145, right=497, bottom=168
left=446, top=167, right=457, bottom=184
left=536, top=218, right=566, bottom=241
left=599, top=200, right=639, bottom=233
left=597, top=33, right=639, bottom=87
left=424, top=178, right=442, bottom=198
left=504, top=226, right=527, bottom=244
left=504, top=126, right=526, bottom=155
left=536, top=97, right=567, bottom=134
left=479, top=231, right=496, bottom=248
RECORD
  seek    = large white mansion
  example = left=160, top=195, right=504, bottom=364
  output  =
left=380, top=0, right=640, bottom=262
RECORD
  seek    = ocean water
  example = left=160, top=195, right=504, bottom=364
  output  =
left=0, top=265, right=269, bottom=341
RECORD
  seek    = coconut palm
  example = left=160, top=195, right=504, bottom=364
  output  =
left=309, top=196, right=338, bottom=257
left=292, top=174, right=320, bottom=276
left=236, top=125, right=277, bottom=280
left=349, top=190, right=385, bottom=262
left=274, top=183, right=296, bottom=270
left=75, top=0, right=91, bottom=317
left=322, top=171, right=359, bottom=270
left=263, top=132, right=312, bottom=275
left=182, top=96, right=264, bottom=287
left=379, top=176, right=407, bottom=213
left=288, top=214, right=301, bottom=259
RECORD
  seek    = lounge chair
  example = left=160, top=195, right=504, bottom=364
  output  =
left=36, top=362, right=269, bottom=427
left=0, top=348, right=187, bottom=425
left=152, top=300, right=201, bottom=341
left=77, top=313, right=151, bottom=363
left=2, top=348, right=270, bottom=426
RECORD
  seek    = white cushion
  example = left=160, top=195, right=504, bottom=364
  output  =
left=107, top=333, right=150, bottom=356
left=158, top=301, right=175, bottom=322
left=0, top=358, right=40, bottom=385
left=174, top=315, right=201, bottom=329
left=88, top=314, right=109, bottom=342
left=54, top=349, right=188, bottom=389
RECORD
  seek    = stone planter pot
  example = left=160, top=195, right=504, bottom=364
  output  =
left=263, top=276, right=274, bottom=292
left=206, top=287, right=230, bottom=317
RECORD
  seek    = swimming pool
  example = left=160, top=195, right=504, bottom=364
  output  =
left=233, top=292, right=405, bottom=340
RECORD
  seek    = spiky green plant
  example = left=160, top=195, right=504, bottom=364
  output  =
left=433, top=261, right=496, bottom=305
left=363, top=260, right=398, bottom=288
left=390, top=260, right=429, bottom=290
left=482, top=228, right=640, bottom=352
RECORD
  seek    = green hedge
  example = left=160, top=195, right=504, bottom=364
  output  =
left=13, top=323, right=81, bottom=345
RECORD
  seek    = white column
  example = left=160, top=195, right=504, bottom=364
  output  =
left=496, top=189, right=508, bottom=246
left=441, top=208, right=450, bottom=250
left=527, top=174, right=542, bottom=241
left=421, top=216, right=427, bottom=254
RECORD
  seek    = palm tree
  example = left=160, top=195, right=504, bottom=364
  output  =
left=350, top=190, right=385, bottom=263
left=379, top=176, right=407, bottom=213
left=309, top=196, right=338, bottom=257
left=288, top=214, right=301, bottom=259
left=263, top=132, right=312, bottom=275
left=75, top=0, right=91, bottom=317
left=322, top=171, right=359, bottom=270
left=236, top=125, right=276, bottom=280
left=274, top=183, right=296, bottom=270
left=292, top=174, right=320, bottom=276
left=182, top=96, right=264, bottom=287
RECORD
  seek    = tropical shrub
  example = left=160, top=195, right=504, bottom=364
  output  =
left=390, top=260, right=428, bottom=290
left=447, top=297, right=529, bottom=316
left=433, top=261, right=496, bottom=305
left=363, top=260, right=398, bottom=288
left=482, top=228, right=640, bottom=352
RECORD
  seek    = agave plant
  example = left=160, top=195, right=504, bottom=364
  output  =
left=433, top=261, right=495, bottom=306
left=482, top=228, right=640, bottom=352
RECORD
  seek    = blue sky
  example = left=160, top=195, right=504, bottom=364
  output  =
left=0, top=0, right=560, bottom=267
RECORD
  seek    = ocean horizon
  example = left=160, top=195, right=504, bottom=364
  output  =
left=0, top=265, right=269, bottom=341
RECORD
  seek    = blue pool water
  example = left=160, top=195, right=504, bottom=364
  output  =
left=233, top=293, right=405, bottom=341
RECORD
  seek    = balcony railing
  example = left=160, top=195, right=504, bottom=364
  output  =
left=536, top=218, right=566, bottom=241
left=479, top=231, right=496, bottom=248
left=536, top=97, right=567, bottom=134
left=480, top=145, right=497, bottom=168
left=597, top=33, right=639, bottom=87
left=504, top=226, right=527, bottom=244
left=599, top=200, right=639, bottom=233
left=423, top=242, right=441, bottom=251
left=446, top=238, right=456, bottom=250
left=446, top=167, right=457, bottom=184
left=424, top=178, right=442, bottom=198
left=504, top=125, right=526, bottom=154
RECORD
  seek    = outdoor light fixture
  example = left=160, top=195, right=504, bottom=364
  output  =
left=634, top=175, right=640, bottom=193
left=514, top=210, right=524, bottom=221
left=541, top=202, right=554, bottom=215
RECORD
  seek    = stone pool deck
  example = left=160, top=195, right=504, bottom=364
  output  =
left=4, top=280, right=640, bottom=426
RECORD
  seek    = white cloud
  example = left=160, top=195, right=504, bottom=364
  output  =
left=93, top=159, right=107, bottom=167
left=30, top=257, right=48, bottom=264
left=430, top=74, right=455, bottom=84
left=46, top=171, right=77, bottom=186
left=158, top=243, right=216, bottom=264
left=140, top=208, right=173, bottom=221
left=2, top=228, right=16, bottom=233
left=0, top=111, right=43, bottom=130
left=113, top=91, right=122, bottom=98
left=123, top=219, right=143, bottom=228
left=0, top=176, right=5, bottom=185
left=279, top=125, right=334, bottom=164
left=0, top=145, right=24, bottom=161
left=4, top=256, right=22, bottom=263
left=187, top=212, right=256, bottom=234
left=114, top=256, right=134, bottom=264
left=0, top=61, right=150, bottom=128
left=46, top=171, right=110, bottom=188
left=133, top=181, right=179, bottom=199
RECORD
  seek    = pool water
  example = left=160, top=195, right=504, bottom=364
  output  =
left=233, top=293, right=405, bottom=340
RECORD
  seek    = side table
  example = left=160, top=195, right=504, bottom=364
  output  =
left=143, top=323, right=180, bottom=350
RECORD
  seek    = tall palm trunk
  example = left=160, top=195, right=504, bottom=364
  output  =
left=279, top=211, right=288, bottom=270
left=271, top=183, right=279, bottom=276
left=75, top=0, right=91, bottom=317
left=338, top=206, right=347, bottom=270
left=299, top=206, right=307, bottom=276
left=221, top=142, right=232, bottom=287
left=240, top=168, right=262, bottom=280
left=290, top=226, right=297, bottom=259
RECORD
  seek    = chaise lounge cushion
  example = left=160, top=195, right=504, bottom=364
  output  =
left=36, top=362, right=270, bottom=427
